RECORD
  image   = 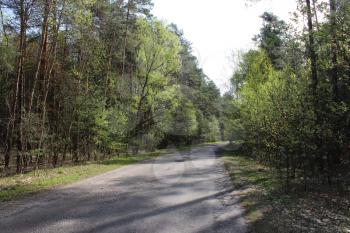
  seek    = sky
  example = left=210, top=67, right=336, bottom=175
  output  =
left=152, top=0, right=297, bottom=93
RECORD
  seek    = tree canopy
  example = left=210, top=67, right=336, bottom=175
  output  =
left=0, top=0, right=222, bottom=173
left=224, top=0, right=350, bottom=188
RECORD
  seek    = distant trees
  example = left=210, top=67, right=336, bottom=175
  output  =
left=0, top=0, right=222, bottom=174
left=224, top=1, right=350, bottom=189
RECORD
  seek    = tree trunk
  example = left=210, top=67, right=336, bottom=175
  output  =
left=35, top=0, right=53, bottom=169
left=121, top=0, right=132, bottom=79
left=329, top=0, right=338, bottom=100
left=312, top=0, right=319, bottom=28
left=29, top=0, right=52, bottom=112
left=306, top=0, right=318, bottom=92
left=11, top=0, right=28, bottom=173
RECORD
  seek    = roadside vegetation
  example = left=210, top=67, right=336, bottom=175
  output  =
left=221, top=3, right=350, bottom=232
left=0, top=151, right=162, bottom=202
left=218, top=144, right=350, bottom=233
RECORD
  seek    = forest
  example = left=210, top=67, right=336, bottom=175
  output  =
left=0, top=0, right=222, bottom=175
left=0, top=0, right=349, bottom=193
left=223, top=0, right=350, bottom=190
left=0, top=1, right=349, bottom=232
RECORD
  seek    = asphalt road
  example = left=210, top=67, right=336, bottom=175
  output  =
left=0, top=144, right=247, bottom=233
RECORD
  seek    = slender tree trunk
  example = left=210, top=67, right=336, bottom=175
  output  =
left=36, top=0, right=63, bottom=169
left=121, top=0, right=132, bottom=79
left=286, top=154, right=290, bottom=189
left=312, top=0, right=319, bottom=28
left=306, top=0, right=318, bottom=92
left=35, top=0, right=53, bottom=169
left=9, top=0, right=28, bottom=173
left=329, top=0, right=338, bottom=100
left=62, top=144, right=67, bottom=166
left=4, top=122, right=11, bottom=170
left=29, top=0, right=52, bottom=112
left=104, top=31, right=115, bottom=98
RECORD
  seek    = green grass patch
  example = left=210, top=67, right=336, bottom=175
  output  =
left=0, top=151, right=162, bottom=202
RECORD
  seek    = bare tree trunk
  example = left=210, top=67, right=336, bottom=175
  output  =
left=36, top=0, right=64, bottom=170
left=35, top=0, right=53, bottom=169
left=312, top=0, right=319, bottom=28
left=121, top=0, right=132, bottom=79
left=104, top=31, right=116, bottom=98
left=306, top=0, right=318, bottom=93
left=29, top=0, right=52, bottom=112
left=329, top=0, right=338, bottom=100
left=4, top=119, right=11, bottom=170
left=10, top=0, right=28, bottom=173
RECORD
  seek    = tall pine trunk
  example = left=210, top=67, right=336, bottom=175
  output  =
left=6, top=0, right=28, bottom=173
left=306, top=0, right=318, bottom=93
left=35, top=0, right=53, bottom=170
left=329, top=0, right=338, bottom=99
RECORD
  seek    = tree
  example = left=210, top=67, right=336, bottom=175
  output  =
left=305, top=0, right=319, bottom=92
left=223, top=0, right=350, bottom=189
left=0, top=0, right=224, bottom=175
left=254, top=12, right=287, bottom=69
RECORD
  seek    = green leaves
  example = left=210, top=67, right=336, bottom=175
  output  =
left=135, top=18, right=181, bottom=80
left=225, top=0, right=350, bottom=188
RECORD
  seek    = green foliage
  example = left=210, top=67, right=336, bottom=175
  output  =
left=135, top=18, right=181, bottom=79
left=0, top=0, right=225, bottom=175
left=200, top=115, right=221, bottom=142
left=254, top=12, right=287, bottom=69
left=224, top=1, right=350, bottom=189
left=0, top=44, right=15, bottom=74
left=171, top=100, right=198, bottom=138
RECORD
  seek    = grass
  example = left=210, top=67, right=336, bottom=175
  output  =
left=218, top=143, right=350, bottom=233
left=221, top=149, right=280, bottom=226
left=0, top=151, right=162, bottom=202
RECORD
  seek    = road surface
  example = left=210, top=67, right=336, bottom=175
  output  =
left=0, top=144, right=247, bottom=233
